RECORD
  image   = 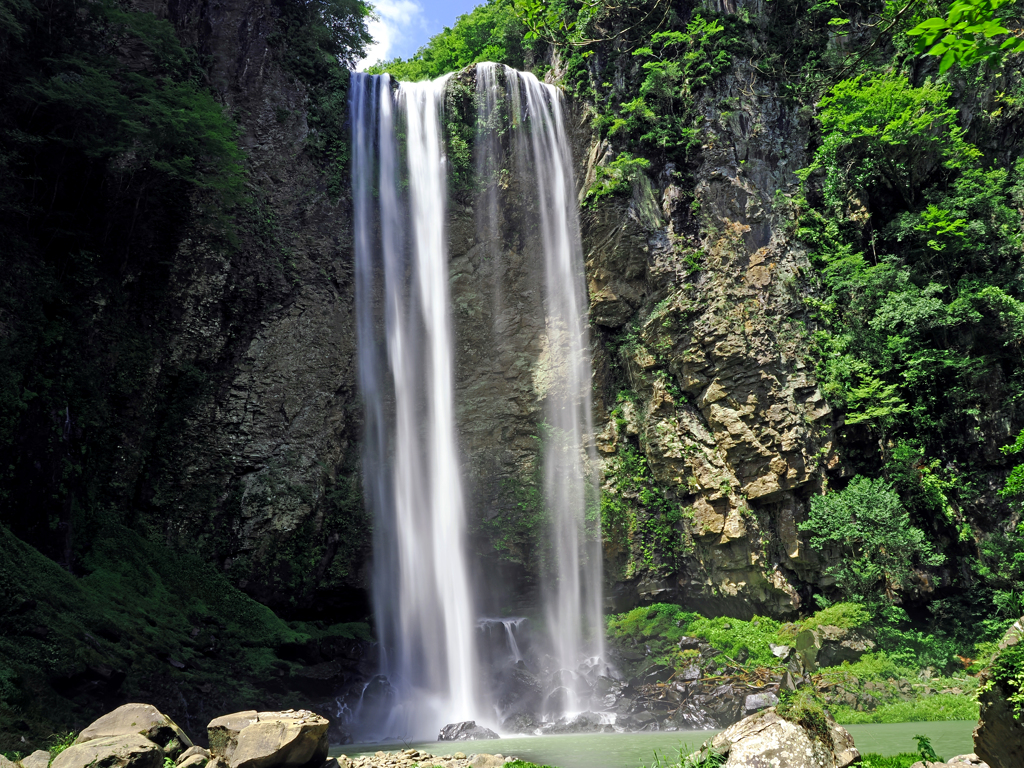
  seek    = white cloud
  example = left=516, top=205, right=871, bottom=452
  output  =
left=358, top=0, right=426, bottom=70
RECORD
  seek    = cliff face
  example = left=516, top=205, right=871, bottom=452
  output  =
left=574, top=59, right=837, bottom=617
left=0, top=0, right=369, bottom=619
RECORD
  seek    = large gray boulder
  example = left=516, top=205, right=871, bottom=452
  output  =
left=688, top=708, right=859, bottom=768
left=974, top=616, right=1024, bottom=768
left=794, top=626, right=875, bottom=671
left=16, top=752, right=50, bottom=768
left=77, top=703, right=193, bottom=760
left=51, top=734, right=164, bottom=768
left=208, top=710, right=329, bottom=768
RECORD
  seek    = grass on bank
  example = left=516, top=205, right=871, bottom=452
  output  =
left=607, top=602, right=983, bottom=725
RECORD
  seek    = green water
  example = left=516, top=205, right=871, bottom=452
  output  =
left=333, top=721, right=977, bottom=767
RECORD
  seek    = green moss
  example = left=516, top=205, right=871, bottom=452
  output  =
left=776, top=690, right=831, bottom=744
left=0, top=523, right=330, bottom=751
left=602, top=444, right=693, bottom=581
left=606, top=603, right=784, bottom=669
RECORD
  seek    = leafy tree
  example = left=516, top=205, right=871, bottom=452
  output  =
left=1000, top=428, right=1024, bottom=501
left=801, top=73, right=979, bottom=213
left=595, top=16, right=732, bottom=159
left=801, top=476, right=944, bottom=603
left=907, top=0, right=1024, bottom=72
left=366, top=0, right=532, bottom=80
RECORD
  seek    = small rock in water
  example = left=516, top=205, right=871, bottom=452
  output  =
left=438, top=722, right=499, bottom=741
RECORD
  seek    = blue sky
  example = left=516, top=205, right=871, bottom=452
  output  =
left=358, top=0, right=485, bottom=68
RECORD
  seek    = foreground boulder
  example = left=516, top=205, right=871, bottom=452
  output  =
left=437, top=722, right=499, bottom=741
left=176, top=746, right=212, bottom=768
left=51, top=734, right=164, bottom=768
left=77, top=703, right=193, bottom=760
left=208, top=710, right=328, bottom=768
left=15, top=752, right=49, bottom=768
left=688, top=707, right=858, bottom=768
left=974, top=616, right=1024, bottom=768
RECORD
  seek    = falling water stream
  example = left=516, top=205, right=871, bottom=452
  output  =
left=351, top=65, right=601, bottom=740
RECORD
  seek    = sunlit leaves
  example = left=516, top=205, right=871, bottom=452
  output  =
left=907, top=0, right=1024, bottom=72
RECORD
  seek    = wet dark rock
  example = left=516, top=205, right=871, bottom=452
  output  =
left=499, top=713, right=538, bottom=734
left=542, top=686, right=573, bottom=716
left=546, top=712, right=604, bottom=734
left=437, top=722, right=499, bottom=742
left=744, top=691, right=779, bottom=712
left=496, top=667, right=543, bottom=720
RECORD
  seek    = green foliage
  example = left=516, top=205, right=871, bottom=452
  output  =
left=801, top=476, right=944, bottom=603
left=367, top=0, right=533, bottom=80
left=601, top=444, right=691, bottom=580
left=482, top=471, right=548, bottom=580
left=271, top=0, right=371, bottom=197
left=591, top=14, right=735, bottom=162
left=986, top=642, right=1024, bottom=718
left=1000, top=427, right=1024, bottom=500
left=794, top=601, right=871, bottom=632
left=0, top=522, right=326, bottom=748
left=776, top=690, right=831, bottom=743
left=908, top=0, right=1024, bottom=72
left=273, top=0, right=372, bottom=72
left=0, top=0, right=245, bottom=219
left=797, top=58, right=1024, bottom=644
left=914, top=735, right=942, bottom=763
left=831, top=692, right=979, bottom=723
left=583, top=152, right=651, bottom=206
left=802, top=73, right=979, bottom=212
left=47, top=732, right=77, bottom=763
left=606, top=603, right=785, bottom=668
left=858, top=755, right=925, bottom=768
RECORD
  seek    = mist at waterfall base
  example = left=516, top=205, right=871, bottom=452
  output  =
left=348, top=65, right=606, bottom=742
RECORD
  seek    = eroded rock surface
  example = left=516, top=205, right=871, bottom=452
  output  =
left=208, top=710, right=328, bottom=768
left=691, top=707, right=858, bottom=768
left=77, top=703, right=193, bottom=760
left=51, top=734, right=164, bottom=768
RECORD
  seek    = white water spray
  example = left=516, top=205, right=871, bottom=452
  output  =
left=351, top=72, right=481, bottom=740
left=351, top=63, right=602, bottom=736
left=475, top=63, right=604, bottom=691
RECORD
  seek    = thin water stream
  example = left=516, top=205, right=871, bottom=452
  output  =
left=333, top=722, right=977, bottom=768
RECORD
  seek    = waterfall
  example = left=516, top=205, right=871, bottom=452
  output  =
left=351, top=72, right=481, bottom=740
left=351, top=63, right=602, bottom=737
left=475, top=63, right=604, bottom=699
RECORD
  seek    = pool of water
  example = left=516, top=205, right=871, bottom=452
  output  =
left=333, top=720, right=977, bottom=767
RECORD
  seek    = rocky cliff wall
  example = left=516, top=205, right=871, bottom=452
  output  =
left=572, top=53, right=839, bottom=617
left=0, top=0, right=369, bottom=620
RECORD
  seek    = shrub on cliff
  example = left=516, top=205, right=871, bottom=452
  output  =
left=800, top=476, right=944, bottom=604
